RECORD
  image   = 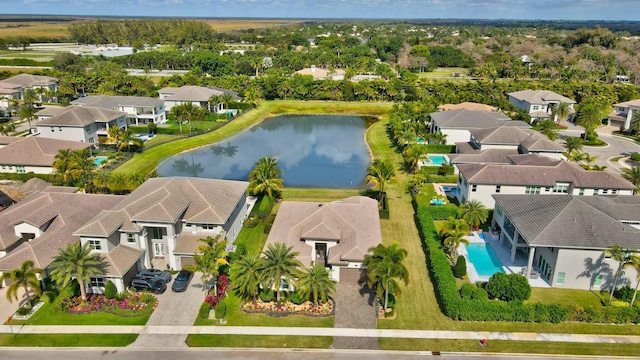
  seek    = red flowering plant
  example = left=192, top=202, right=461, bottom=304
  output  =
left=67, top=292, right=157, bottom=316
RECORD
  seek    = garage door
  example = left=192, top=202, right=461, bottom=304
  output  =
left=340, top=268, right=367, bottom=283
left=180, top=256, right=195, bottom=268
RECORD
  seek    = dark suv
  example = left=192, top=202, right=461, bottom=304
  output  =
left=130, top=277, right=167, bottom=294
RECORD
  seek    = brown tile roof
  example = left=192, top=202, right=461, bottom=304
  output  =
left=38, top=106, right=126, bottom=127
left=36, top=106, right=71, bottom=117
left=101, top=245, right=145, bottom=276
left=0, top=137, right=91, bottom=167
left=449, top=148, right=518, bottom=165
left=0, top=136, right=21, bottom=146
left=264, top=196, right=382, bottom=267
left=158, top=86, right=238, bottom=102
left=71, top=95, right=163, bottom=109
left=458, top=161, right=635, bottom=189
left=174, top=232, right=205, bottom=255
left=470, top=127, right=563, bottom=152
left=431, top=109, right=525, bottom=129
left=0, top=74, right=57, bottom=87
left=507, top=154, right=563, bottom=166
left=508, top=90, right=576, bottom=104
left=437, top=102, right=497, bottom=112
left=613, top=99, right=640, bottom=108
left=0, top=191, right=124, bottom=270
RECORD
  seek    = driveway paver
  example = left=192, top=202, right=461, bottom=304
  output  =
left=331, top=282, right=380, bottom=350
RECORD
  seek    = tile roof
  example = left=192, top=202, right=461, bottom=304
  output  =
left=101, top=245, right=145, bottom=276
left=437, top=102, right=497, bottom=112
left=458, top=162, right=634, bottom=189
left=0, top=136, right=22, bottom=146
left=470, top=127, right=563, bottom=152
left=0, top=190, right=124, bottom=270
left=431, top=109, right=526, bottom=129
left=612, top=99, right=640, bottom=109
left=508, top=90, right=576, bottom=104
left=493, top=194, right=640, bottom=249
left=0, top=137, right=91, bottom=167
left=449, top=146, right=518, bottom=165
left=0, top=74, right=57, bottom=87
left=264, top=196, right=382, bottom=267
left=37, top=106, right=126, bottom=127
left=158, top=85, right=239, bottom=102
left=507, top=154, right=563, bottom=166
left=71, top=95, right=163, bottom=109
left=174, top=232, right=206, bottom=255
left=36, top=106, right=71, bottom=117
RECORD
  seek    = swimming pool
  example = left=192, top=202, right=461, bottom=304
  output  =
left=427, top=155, right=448, bottom=166
left=464, top=243, right=504, bottom=278
left=94, top=156, right=108, bottom=167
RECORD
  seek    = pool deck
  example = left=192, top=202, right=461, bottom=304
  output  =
left=459, top=231, right=550, bottom=287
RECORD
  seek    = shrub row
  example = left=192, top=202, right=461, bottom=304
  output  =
left=422, top=144, right=456, bottom=154
left=0, top=172, right=55, bottom=182
left=416, top=206, right=640, bottom=324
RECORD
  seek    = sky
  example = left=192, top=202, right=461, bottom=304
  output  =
left=4, top=0, right=640, bottom=21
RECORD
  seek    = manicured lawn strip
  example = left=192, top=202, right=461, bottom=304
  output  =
left=114, top=100, right=393, bottom=176
left=0, top=334, right=137, bottom=347
left=194, top=292, right=333, bottom=327
left=281, top=188, right=361, bottom=202
left=528, top=288, right=605, bottom=307
left=378, top=338, right=640, bottom=357
left=186, top=334, right=332, bottom=348
left=234, top=222, right=268, bottom=256
left=9, top=297, right=150, bottom=326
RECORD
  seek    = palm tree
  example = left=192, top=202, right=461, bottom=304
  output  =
left=297, top=264, right=336, bottom=306
left=230, top=252, right=263, bottom=303
left=563, top=136, right=584, bottom=160
left=248, top=156, right=284, bottom=199
left=170, top=102, right=205, bottom=134
left=439, top=216, right=468, bottom=237
left=260, top=242, right=302, bottom=305
left=629, top=255, right=640, bottom=306
left=208, top=94, right=221, bottom=113
left=366, top=158, right=397, bottom=202
left=127, top=172, right=145, bottom=191
left=70, top=149, right=94, bottom=191
left=630, top=112, right=640, bottom=135
left=49, top=242, right=104, bottom=302
left=117, top=129, right=144, bottom=153
left=21, top=88, right=39, bottom=107
left=2, top=260, right=42, bottom=309
left=53, top=149, right=74, bottom=185
left=537, top=119, right=560, bottom=140
left=243, top=88, right=261, bottom=108
left=403, top=144, right=428, bottom=173
left=0, top=121, right=16, bottom=136
left=552, top=102, right=571, bottom=122
left=363, top=242, right=409, bottom=311
left=18, top=104, right=38, bottom=127
left=220, top=93, right=234, bottom=112
left=108, top=172, right=129, bottom=194
left=622, top=166, right=640, bottom=195
left=458, top=200, right=489, bottom=232
left=605, top=246, right=635, bottom=305
left=93, top=169, right=111, bottom=194
left=443, top=230, right=469, bottom=262
left=576, top=104, right=603, bottom=139
left=186, top=233, right=228, bottom=293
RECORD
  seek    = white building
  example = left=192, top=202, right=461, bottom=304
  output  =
left=0, top=74, right=58, bottom=111
left=430, top=109, right=529, bottom=145
left=508, top=90, right=576, bottom=122
left=71, top=95, right=166, bottom=126
left=36, top=106, right=127, bottom=144
left=0, top=136, right=92, bottom=174
left=158, top=85, right=239, bottom=114
left=608, top=99, right=640, bottom=131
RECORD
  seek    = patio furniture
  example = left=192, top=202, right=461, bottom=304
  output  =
left=529, top=270, right=540, bottom=279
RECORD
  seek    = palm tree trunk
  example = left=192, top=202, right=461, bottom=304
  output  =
left=384, top=282, right=389, bottom=311
left=631, top=279, right=640, bottom=307
left=609, top=269, right=621, bottom=304
left=79, top=279, right=88, bottom=302
left=23, top=283, right=32, bottom=309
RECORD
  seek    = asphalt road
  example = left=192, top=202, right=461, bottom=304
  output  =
left=559, top=130, right=640, bottom=173
left=0, top=348, right=623, bottom=360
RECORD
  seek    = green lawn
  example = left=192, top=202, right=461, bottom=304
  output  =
left=528, top=288, right=605, bottom=307
left=194, top=292, right=334, bottom=327
left=186, top=334, right=332, bottom=348
left=417, top=67, right=470, bottom=79
left=281, top=188, right=361, bottom=202
left=0, top=334, right=137, bottom=347
left=234, top=222, right=269, bottom=256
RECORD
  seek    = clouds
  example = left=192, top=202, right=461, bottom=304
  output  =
left=9, top=0, right=640, bottom=20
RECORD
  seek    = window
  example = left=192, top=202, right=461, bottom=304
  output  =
left=533, top=105, right=539, bottom=110
left=1, top=166, right=5, bottom=170
left=579, top=188, right=585, bottom=196
left=612, top=189, right=618, bottom=195
left=126, top=233, right=136, bottom=243
left=525, top=186, right=540, bottom=194
left=471, top=185, right=477, bottom=192
left=151, top=227, right=163, bottom=239
left=87, top=239, right=102, bottom=250
left=602, top=189, right=609, bottom=194
left=495, top=186, right=501, bottom=193
left=89, top=277, right=105, bottom=287
left=16, top=166, right=25, bottom=173
left=496, top=206, right=503, bottom=216
left=545, top=187, right=551, bottom=192
left=552, top=185, right=568, bottom=193
left=593, top=189, right=599, bottom=195
left=594, top=274, right=603, bottom=286
left=557, top=272, right=565, bottom=285
left=202, top=224, right=215, bottom=230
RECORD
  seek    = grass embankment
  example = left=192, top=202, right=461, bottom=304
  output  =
left=0, top=334, right=137, bottom=347
left=113, top=100, right=392, bottom=176
left=187, top=335, right=332, bottom=348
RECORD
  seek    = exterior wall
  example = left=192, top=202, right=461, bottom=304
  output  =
left=37, top=125, right=94, bottom=143
left=458, top=181, right=528, bottom=207
left=441, top=129, right=472, bottom=145
left=303, top=239, right=339, bottom=267
left=163, top=100, right=207, bottom=114
left=119, top=230, right=143, bottom=249
left=0, top=164, right=53, bottom=174
left=478, top=144, right=518, bottom=151
left=222, top=195, right=251, bottom=244
left=14, top=222, right=43, bottom=238
left=508, top=96, right=530, bottom=112
left=553, top=248, right=639, bottom=290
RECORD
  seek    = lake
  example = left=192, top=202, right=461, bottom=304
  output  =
left=156, top=114, right=373, bottom=188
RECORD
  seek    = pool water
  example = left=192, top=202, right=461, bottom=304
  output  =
left=94, top=156, right=108, bottom=167
left=428, top=155, right=448, bottom=165
left=464, top=243, right=504, bottom=277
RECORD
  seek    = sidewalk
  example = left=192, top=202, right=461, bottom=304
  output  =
left=1, top=325, right=639, bottom=344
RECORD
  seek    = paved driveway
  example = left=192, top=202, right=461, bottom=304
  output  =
left=130, top=272, right=206, bottom=348
left=331, top=282, right=380, bottom=350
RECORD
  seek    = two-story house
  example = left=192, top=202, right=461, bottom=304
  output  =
left=71, top=95, right=166, bottom=126
left=430, top=109, right=529, bottom=144
left=0, top=74, right=58, bottom=112
left=456, top=161, right=635, bottom=208
left=508, top=90, right=576, bottom=122
left=158, top=85, right=239, bottom=114
left=0, top=136, right=92, bottom=174
left=608, top=99, right=640, bottom=131
left=36, top=106, right=127, bottom=144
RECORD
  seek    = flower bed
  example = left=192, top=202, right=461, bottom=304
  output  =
left=241, top=299, right=334, bottom=318
left=65, top=292, right=157, bottom=317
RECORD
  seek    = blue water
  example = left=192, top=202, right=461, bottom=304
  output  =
left=157, top=115, right=372, bottom=188
left=465, top=243, right=504, bottom=277
left=94, top=156, right=108, bottom=167
left=428, top=155, right=447, bottom=165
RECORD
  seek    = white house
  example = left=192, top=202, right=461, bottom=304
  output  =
left=608, top=99, right=640, bottom=131
left=295, top=65, right=346, bottom=80
left=0, top=136, right=92, bottom=175
left=508, top=90, right=576, bottom=122
left=491, top=194, right=640, bottom=290
left=36, top=106, right=127, bottom=144
left=71, top=95, right=166, bottom=126
left=429, top=109, right=529, bottom=145
left=0, top=74, right=58, bottom=111
left=264, top=196, right=382, bottom=283
left=158, top=85, right=239, bottom=114
left=456, top=161, right=635, bottom=208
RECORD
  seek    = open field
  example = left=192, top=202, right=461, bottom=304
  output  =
left=200, top=19, right=305, bottom=31
left=0, top=20, right=70, bottom=38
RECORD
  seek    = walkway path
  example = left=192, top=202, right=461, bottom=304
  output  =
left=2, top=325, right=640, bottom=344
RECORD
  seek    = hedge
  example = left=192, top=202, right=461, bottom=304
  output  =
left=0, top=172, right=56, bottom=182
left=422, top=144, right=456, bottom=154
left=416, top=205, right=640, bottom=324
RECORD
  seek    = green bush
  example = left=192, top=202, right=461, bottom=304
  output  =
left=472, top=287, right=489, bottom=300
left=215, top=300, right=227, bottom=319
left=243, top=216, right=259, bottom=228
left=104, top=281, right=117, bottom=300
left=259, top=289, right=275, bottom=302
left=16, top=306, right=32, bottom=316
left=114, top=292, right=126, bottom=301
left=615, top=285, right=636, bottom=302
left=438, top=163, right=454, bottom=176
left=452, top=256, right=467, bottom=278
left=485, top=272, right=531, bottom=302
left=631, top=153, right=640, bottom=161
left=423, top=144, right=456, bottom=153
left=460, top=283, right=476, bottom=299
left=386, top=293, right=397, bottom=308
left=198, top=302, right=211, bottom=320
left=290, top=290, right=305, bottom=305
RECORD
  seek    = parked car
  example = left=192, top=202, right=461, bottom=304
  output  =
left=130, top=277, right=167, bottom=294
left=136, top=269, right=172, bottom=283
left=171, top=269, right=194, bottom=292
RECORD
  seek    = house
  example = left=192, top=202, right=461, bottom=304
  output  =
left=264, top=196, right=382, bottom=283
left=491, top=194, right=640, bottom=289
left=437, top=102, right=497, bottom=112
left=158, top=85, right=239, bottom=114
left=456, top=161, right=635, bottom=208
left=608, top=99, right=640, bottom=131
left=295, top=65, right=346, bottom=80
left=0, top=136, right=92, bottom=174
left=0, top=188, right=129, bottom=291
left=0, top=74, right=58, bottom=111
left=71, top=95, right=166, bottom=126
left=36, top=106, right=127, bottom=144
left=74, top=177, right=252, bottom=275
left=508, top=90, right=576, bottom=122
left=429, top=109, right=529, bottom=144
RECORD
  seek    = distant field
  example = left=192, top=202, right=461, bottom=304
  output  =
left=418, top=67, right=470, bottom=79
left=199, top=19, right=305, bottom=31
left=0, top=21, right=70, bottom=38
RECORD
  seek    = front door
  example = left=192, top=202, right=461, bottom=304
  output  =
left=154, top=243, right=165, bottom=257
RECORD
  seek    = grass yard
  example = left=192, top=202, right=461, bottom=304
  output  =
left=528, top=288, right=605, bottom=307
left=0, top=21, right=70, bottom=38
left=194, top=292, right=333, bottom=327
left=0, top=334, right=137, bottom=347
left=186, top=334, right=332, bottom=348
left=234, top=221, right=269, bottom=256
left=281, top=188, right=361, bottom=202
left=379, top=338, right=640, bottom=357
left=417, top=67, right=470, bottom=79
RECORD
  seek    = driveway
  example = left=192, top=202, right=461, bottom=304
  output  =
left=331, top=282, right=380, bottom=350
left=130, top=272, right=206, bottom=348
